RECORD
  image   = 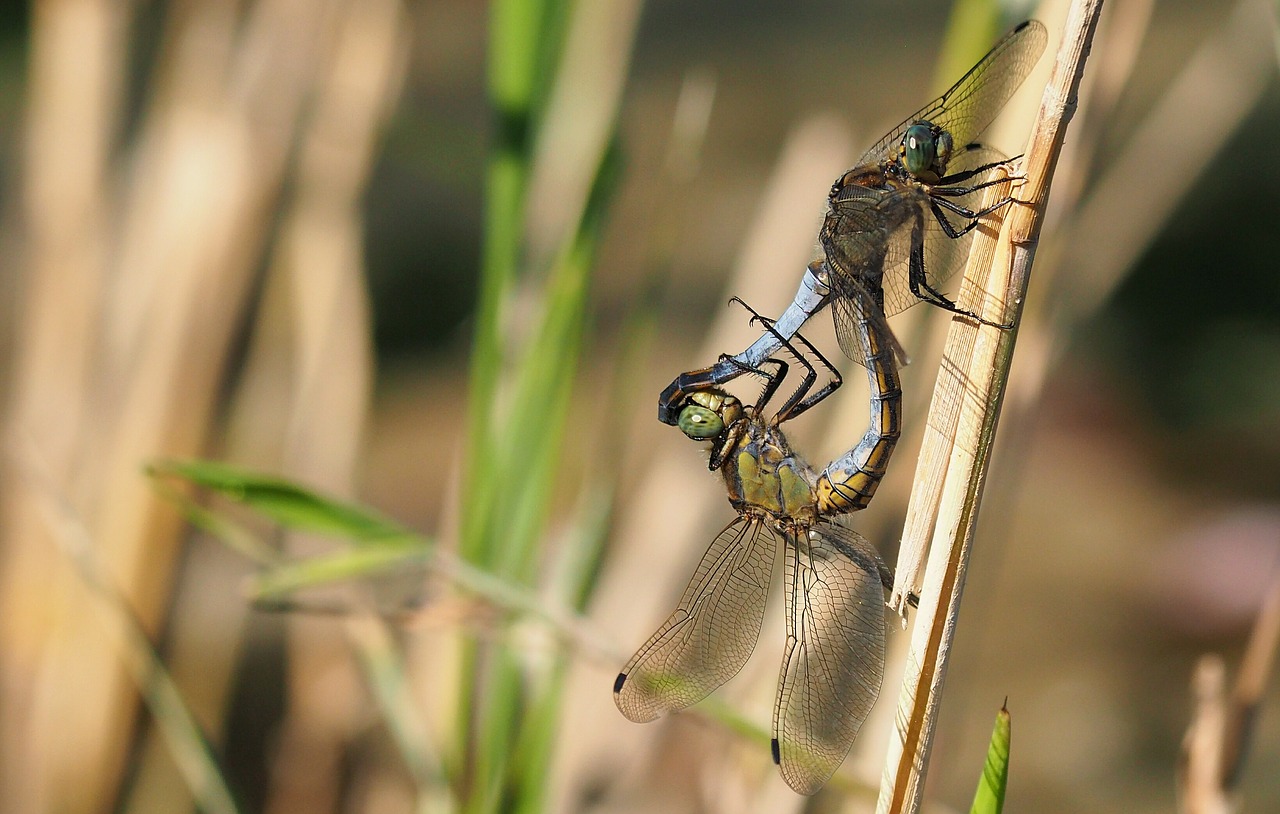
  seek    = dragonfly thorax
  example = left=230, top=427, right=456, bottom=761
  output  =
left=723, top=421, right=818, bottom=523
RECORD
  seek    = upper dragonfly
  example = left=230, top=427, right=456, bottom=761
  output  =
left=658, top=20, right=1048, bottom=424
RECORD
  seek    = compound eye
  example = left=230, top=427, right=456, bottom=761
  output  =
left=901, top=123, right=936, bottom=176
left=677, top=404, right=724, bottom=439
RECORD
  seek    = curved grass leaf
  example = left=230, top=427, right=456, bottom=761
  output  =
left=148, top=459, right=412, bottom=545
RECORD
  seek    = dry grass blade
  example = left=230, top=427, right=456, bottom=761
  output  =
left=878, top=3, right=1106, bottom=812
left=1178, top=573, right=1280, bottom=814
left=232, top=2, right=411, bottom=810
left=8, top=436, right=241, bottom=814
left=1179, top=656, right=1231, bottom=814
left=1051, top=0, right=1279, bottom=320
left=1222, top=574, right=1280, bottom=788
left=0, top=1, right=409, bottom=810
left=888, top=169, right=1014, bottom=615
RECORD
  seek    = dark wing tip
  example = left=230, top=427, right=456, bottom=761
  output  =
left=613, top=672, right=628, bottom=694
left=771, top=737, right=781, bottom=765
left=1014, top=19, right=1032, bottom=32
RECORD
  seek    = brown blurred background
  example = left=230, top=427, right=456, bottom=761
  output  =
left=0, top=0, right=1277, bottom=812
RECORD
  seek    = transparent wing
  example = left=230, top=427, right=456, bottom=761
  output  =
left=855, top=20, right=1048, bottom=167
left=614, top=515, right=779, bottom=723
left=818, top=182, right=911, bottom=369
left=829, top=274, right=908, bottom=371
left=772, top=522, right=887, bottom=795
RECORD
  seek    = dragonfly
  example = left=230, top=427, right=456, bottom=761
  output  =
left=657, top=20, right=1048, bottom=426
left=615, top=311, right=916, bottom=793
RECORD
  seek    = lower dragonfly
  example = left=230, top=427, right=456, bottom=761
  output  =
left=615, top=309, right=915, bottom=794
left=657, top=20, right=1047, bottom=426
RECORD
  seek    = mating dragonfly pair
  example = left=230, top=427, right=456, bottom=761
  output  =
left=613, top=21, right=1048, bottom=794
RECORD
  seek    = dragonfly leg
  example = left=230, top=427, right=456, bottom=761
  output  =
left=933, top=152, right=1021, bottom=187
left=726, top=297, right=809, bottom=414
left=728, top=296, right=843, bottom=423
left=930, top=193, right=1015, bottom=226
left=774, top=328, right=843, bottom=423
left=905, top=211, right=967, bottom=314
left=718, top=348, right=785, bottom=384
left=929, top=177, right=1017, bottom=200
left=909, top=204, right=1015, bottom=329
left=657, top=262, right=833, bottom=424
left=707, top=418, right=748, bottom=471
left=753, top=357, right=789, bottom=413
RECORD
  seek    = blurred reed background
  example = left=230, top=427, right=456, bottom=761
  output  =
left=0, top=0, right=1276, bottom=812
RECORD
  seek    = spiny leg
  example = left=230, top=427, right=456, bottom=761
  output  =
left=728, top=297, right=842, bottom=423
left=908, top=207, right=1013, bottom=330
left=930, top=193, right=1016, bottom=226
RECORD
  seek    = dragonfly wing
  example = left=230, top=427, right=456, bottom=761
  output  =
left=820, top=185, right=911, bottom=368
left=830, top=275, right=908, bottom=371
left=773, top=522, right=887, bottom=794
left=615, top=515, right=779, bottom=723
left=854, top=20, right=1048, bottom=167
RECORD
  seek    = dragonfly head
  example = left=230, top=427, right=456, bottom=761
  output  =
left=899, top=121, right=953, bottom=181
left=676, top=390, right=743, bottom=441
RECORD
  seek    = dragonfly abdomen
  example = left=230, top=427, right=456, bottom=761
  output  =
left=816, top=319, right=903, bottom=515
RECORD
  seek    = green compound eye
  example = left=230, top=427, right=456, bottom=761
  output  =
left=902, top=123, right=936, bottom=176
left=678, top=404, right=724, bottom=439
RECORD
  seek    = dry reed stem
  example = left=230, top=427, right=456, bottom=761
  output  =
left=1180, top=656, right=1232, bottom=814
left=8, top=435, right=241, bottom=814
left=877, top=3, right=1105, bottom=812
left=1004, top=0, right=1277, bottom=438
left=241, top=2, right=409, bottom=811
left=947, top=1, right=1277, bottom=701
left=1178, top=574, right=1280, bottom=814
left=0, top=2, right=129, bottom=810
left=0, top=0, right=401, bottom=810
left=1049, top=0, right=1278, bottom=321
left=888, top=172, right=1014, bottom=614
left=149, top=1, right=407, bottom=810
left=1222, top=575, right=1280, bottom=788
left=132, top=0, right=410, bottom=798
left=1042, top=0, right=1153, bottom=228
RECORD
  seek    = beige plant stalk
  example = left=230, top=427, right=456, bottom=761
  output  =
left=877, top=2, right=1107, bottom=812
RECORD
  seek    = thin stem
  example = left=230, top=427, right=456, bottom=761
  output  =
left=878, top=4, right=1107, bottom=812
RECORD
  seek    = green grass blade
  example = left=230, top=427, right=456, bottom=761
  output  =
left=147, top=470, right=279, bottom=566
left=460, top=0, right=622, bottom=806
left=466, top=133, right=622, bottom=814
left=463, top=0, right=571, bottom=568
left=149, top=459, right=410, bottom=544
left=970, top=701, right=1012, bottom=814
left=249, top=545, right=431, bottom=601
left=491, top=138, right=621, bottom=580
left=348, top=619, right=449, bottom=808
left=506, top=493, right=613, bottom=814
